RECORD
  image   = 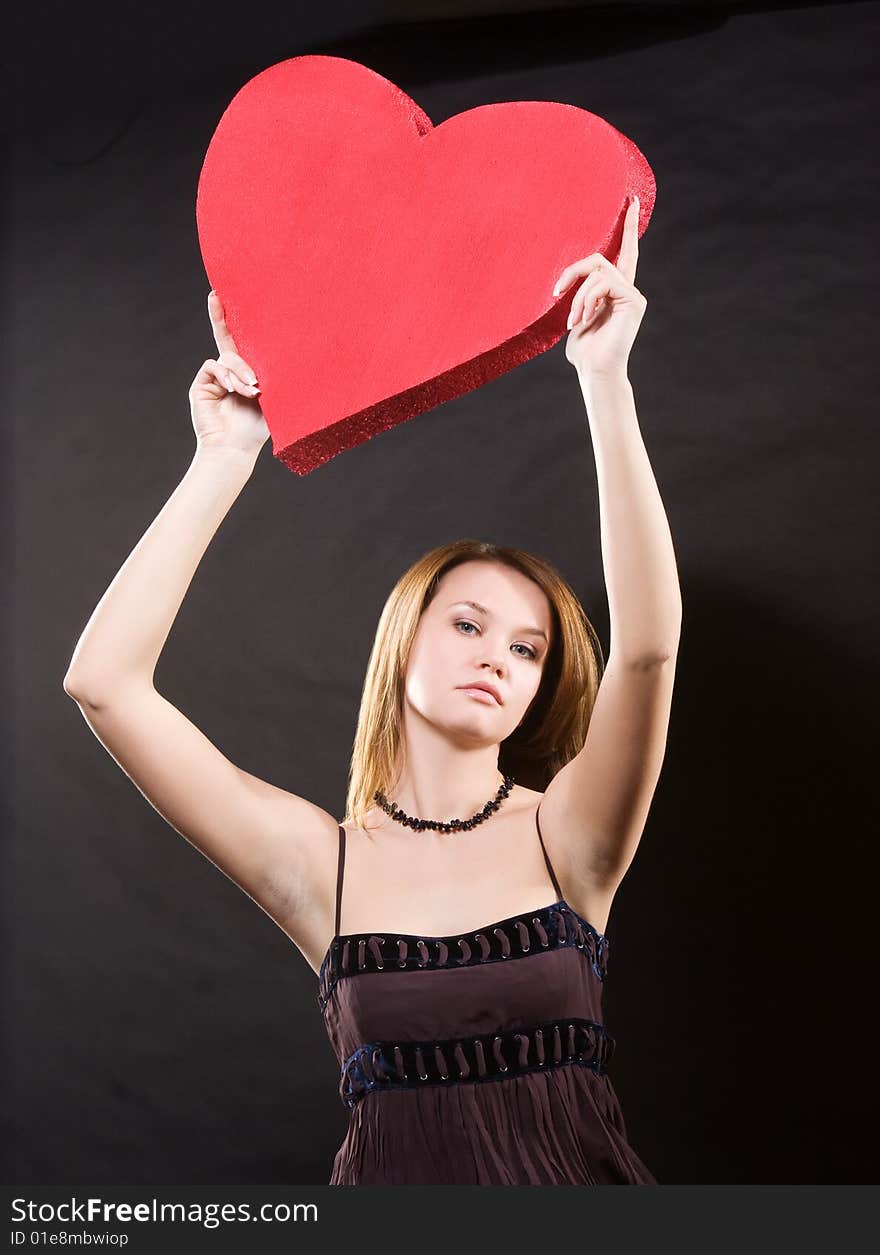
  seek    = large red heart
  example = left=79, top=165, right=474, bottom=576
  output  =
left=196, top=56, right=655, bottom=475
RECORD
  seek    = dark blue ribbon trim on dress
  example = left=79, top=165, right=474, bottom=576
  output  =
left=338, top=1016, right=616, bottom=1109
left=317, top=900, right=609, bottom=1013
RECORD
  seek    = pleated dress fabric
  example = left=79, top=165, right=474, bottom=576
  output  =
left=317, top=804, right=657, bottom=1185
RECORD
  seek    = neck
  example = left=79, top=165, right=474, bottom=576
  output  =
left=386, top=703, right=506, bottom=823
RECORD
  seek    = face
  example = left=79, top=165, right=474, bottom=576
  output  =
left=403, top=560, right=554, bottom=745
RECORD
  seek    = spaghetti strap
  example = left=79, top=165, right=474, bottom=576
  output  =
left=535, top=802, right=564, bottom=902
left=335, top=825, right=347, bottom=937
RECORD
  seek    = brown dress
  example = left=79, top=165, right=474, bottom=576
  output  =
left=317, top=803, right=657, bottom=1185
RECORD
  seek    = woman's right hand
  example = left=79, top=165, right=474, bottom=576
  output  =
left=189, top=290, right=270, bottom=457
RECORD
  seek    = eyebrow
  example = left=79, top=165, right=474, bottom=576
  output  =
left=448, top=600, right=549, bottom=643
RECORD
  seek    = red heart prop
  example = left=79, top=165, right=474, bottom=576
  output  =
left=196, top=55, right=655, bottom=475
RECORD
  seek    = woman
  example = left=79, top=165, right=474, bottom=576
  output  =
left=63, top=195, right=681, bottom=1184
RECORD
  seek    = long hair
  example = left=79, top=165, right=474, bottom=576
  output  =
left=340, top=539, right=604, bottom=830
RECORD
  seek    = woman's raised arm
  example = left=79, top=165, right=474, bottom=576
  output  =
left=62, top=296, right=338, bottom=971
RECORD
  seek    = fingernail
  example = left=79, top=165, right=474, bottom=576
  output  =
left=566, top=311, right=574, bottom=330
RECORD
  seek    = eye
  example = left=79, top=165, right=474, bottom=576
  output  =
left=512, top=643, right=538, bottom=660
left=454, top=621, right=537, bottom=661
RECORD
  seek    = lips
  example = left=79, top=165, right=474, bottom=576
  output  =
left=457, top=682, right=502, bottom=705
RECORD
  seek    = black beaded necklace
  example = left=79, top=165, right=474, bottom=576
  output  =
left=373, top=774, right=515, bottom=833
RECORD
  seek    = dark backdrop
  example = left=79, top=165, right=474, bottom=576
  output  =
left=5, top=0, right=879, bottom=1186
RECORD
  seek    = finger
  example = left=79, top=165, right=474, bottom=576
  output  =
left=220, top=350, right=259, bottom=388
left=552, top=253, right=610, bottom=299
left=207, top=289, right=241, bottom=360
left=568, top=275, right=611, bottom=329
left=207, top=294, right=259, bottom=386
left=580, top=277, right=613, bottom=326
left=567, top=274, right=602, bottom=328
left=193, top=359, right=259, bottom=398
left=580, top=286, right=612, bottom=328
left=191, top=359, right=233, bottom=396
left=223, top=368, right=261, bottom=396
left=617, top=196, right=640, bottom=285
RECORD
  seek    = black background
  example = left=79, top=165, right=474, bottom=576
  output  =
left=5, top=1, right=879, bottom=1186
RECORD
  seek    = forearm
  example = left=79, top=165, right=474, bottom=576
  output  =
left=578, top=367, right=682, bottom=664
left=63, top=445, right=258, bottom=698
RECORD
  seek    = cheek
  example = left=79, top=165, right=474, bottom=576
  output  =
left=516, top=666, right=543, bottom=713
left=404, top=635, right=447, bottom=707
left=405, top=665, right=433, bottom=710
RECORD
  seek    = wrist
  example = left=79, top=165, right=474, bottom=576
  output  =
left=576, top=364, right=630, bottom=387
left=193, top=441, right=261, bottom=476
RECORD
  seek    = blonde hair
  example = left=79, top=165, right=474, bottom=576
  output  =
left=340, top=539, right=604, bottom=830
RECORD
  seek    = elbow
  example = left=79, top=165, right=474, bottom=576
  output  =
left=63, top=669, right=147, bottom=707
left=649, top=630, right=682, bottom=667
left=62, top=670, right=105, bottom=704
left=648, top=608, right=683, bottom=665
left=616, top=627, right=682, bottom=670
left=623, top=650, right=677, bottom=670
left=63, top=671, right=87, bottom=701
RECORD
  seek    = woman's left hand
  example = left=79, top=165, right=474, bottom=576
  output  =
left=553, top=195, right=647, bottom=377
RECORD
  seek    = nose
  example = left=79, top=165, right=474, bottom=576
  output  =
left=479, top=644, right=507, bottom=678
